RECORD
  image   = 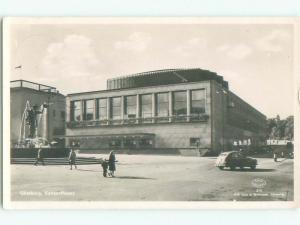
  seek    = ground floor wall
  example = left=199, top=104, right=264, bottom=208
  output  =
left=65, top=122, right=212, bottom=152
left=224, top=124, right=266, bottom=150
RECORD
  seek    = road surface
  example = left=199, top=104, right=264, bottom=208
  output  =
left=11, top=154, right=293, bottom=201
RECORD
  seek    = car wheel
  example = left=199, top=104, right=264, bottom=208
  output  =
left=218, top=166, right=224, bottom=170
left=230, top=166, right=235, bottom=170
left=250, top=165, right=256, bottom=170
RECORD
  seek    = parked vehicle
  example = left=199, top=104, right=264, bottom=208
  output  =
left=215, top=151, right=257, bottom=170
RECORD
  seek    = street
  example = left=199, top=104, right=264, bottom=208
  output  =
left=11, top=154, right=294, bottom=201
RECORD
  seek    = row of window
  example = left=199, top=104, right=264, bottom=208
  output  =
left=70, top=90, right=206, bottom=122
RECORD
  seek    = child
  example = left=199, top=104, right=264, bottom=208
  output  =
left=101, top=159, right=109, bottom=177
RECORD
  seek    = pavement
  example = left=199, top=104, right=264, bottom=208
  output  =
left=10, top=154, right=294, bottom=201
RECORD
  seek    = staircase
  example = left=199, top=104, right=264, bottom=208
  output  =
left=11, top=157, right=103, bottom=165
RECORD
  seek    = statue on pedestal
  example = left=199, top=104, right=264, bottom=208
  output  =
left=25, top=103, right=48, bottom=138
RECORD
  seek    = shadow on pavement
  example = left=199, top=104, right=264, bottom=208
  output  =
left=223, top=168, right=275, bottom=172
left=76, top=169, right=100, bottom=172
left=113, top=176, right=155, bottom=180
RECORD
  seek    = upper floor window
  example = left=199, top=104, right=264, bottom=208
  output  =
left=156, top=93, right=169, bottom=117
left=111, top=97, right=121, bottom=120
left=173, top=91, right=187, bottom=116
left=83, top=99, right=94, bottom=121
left=70, top=100, right=81, bottom=121
left=125, top=95, right=137, bottom=118
left=97, top=98, right=107, bottom=120
left=140, top=94, right=152, bottom=118
left=191, top=89, right=206, bottom=114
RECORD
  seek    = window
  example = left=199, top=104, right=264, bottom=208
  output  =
left=140, top=138, right=153, bottom=147
left=156, top=93, right=169, bottom=117
left=83, top=99, right=94, bottom=121
left=97, top=98, right=107, bottom=120
left=140, top=94, right=152, bottom=118
left=124, top=95, right=137, bottom=118
left=190, top=138, right=201, bottom=147
left=111, top=97, right=121, bottom=120
left=109, top=139, right=121, bottom=148
left=191, top=89, right=206, bottom=114
left=61, top=111, right=65, bottom=120
left=71, top=101, right=81, bottom=121
left=173, top=91, right=187, bottom=116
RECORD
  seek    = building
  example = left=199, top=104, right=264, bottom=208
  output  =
left=65, top=68, right=267, bottom=155
left=10, top=80, right=66, bottom=146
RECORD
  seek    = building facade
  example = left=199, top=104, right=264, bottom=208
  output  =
left=65, top=69, right=267, bottom=155
left=11, top=80, right=66, bottom=146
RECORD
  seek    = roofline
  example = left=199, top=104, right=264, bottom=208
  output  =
left=11, top=79, right=56, bottom=89
left=11, top=86, right=65, bottom=97
left=67, top=80, right=212, bottom=97
left=107, top=68, right=217, bottom=81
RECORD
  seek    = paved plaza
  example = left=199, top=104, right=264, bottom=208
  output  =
left=11, top=154, right=294, bottom=201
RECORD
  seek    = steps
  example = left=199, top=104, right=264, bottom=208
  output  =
left=11, top=157, right=103, bottom=165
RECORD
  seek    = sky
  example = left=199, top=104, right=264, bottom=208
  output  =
left=9, top=22, right=294, bottom=118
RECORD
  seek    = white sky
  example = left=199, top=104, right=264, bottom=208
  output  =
left=9, top=23, right=294, bottom=118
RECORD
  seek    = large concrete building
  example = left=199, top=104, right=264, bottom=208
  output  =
left=65, top=68, right=266, bottom=155
left=10, top=80, right=66, bottom=146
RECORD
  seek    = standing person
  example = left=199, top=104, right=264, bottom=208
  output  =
left=273, top=151, right=278, bottom=162
left=34, top=147, right=45, bottom=166
left=68, top=149, right=77, bottom=170
left=108, top=151, right=117, bottom=177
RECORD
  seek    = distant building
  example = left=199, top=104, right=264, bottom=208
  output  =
left=10, top=80, right=66, bottom=146
left=65, top=68, right=267, bottom=155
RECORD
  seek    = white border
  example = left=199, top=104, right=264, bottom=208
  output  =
left=2, top=17, right=300, bottom=209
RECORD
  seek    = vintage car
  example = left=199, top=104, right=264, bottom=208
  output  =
left=215, top=151, right=257, bottom=170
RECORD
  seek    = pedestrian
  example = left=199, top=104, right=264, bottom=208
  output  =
left=68, top=148, right=77, bottom=170
left=273, top=152, right=278, bottom=162
left=34, top=147, right=45, bottom=166
left=108, top=151, right=117, bottom=177
left=101, top=159, right=109, bottom=177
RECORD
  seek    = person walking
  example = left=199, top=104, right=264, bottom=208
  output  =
left=34, top=147, right=45, bottom=166
left=68, top=149, right=77, bottom=170
left=108, top=151, right=117, bottom=177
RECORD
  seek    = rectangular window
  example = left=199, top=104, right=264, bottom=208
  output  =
left=83, top=99, right=94, bottom=121
left=124, top=95, right=137, bottom=118
left=71, top=101, right=81, bottom=121
left=190, top=138, right=201, bottom=147
left=173, top=91, right=187, bottom=116
left=156, top=93, right=169, bottom=117
left=140, top=94, right=152, bottom=118
left=191, top=89, right=206, bottom=114
left=111, top=97, right=121, bottom=120
left=97, top=98, right=107, bottom=120
left=61, top=111, right=65, bottom=120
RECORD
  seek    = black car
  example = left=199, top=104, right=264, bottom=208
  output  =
left=215, top=151, right=257, bottom=170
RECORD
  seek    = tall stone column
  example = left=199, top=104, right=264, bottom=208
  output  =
left=81, top=100, right=84, bottom=121
left=107, top=97, right=111, bottom=125
left=168, top=91, right=173, bottom=122
left=93, top=99, right=97, bottom=120
left=136, top=94, right=140, bottom=123
left=121, top=96, right=124, bottom=124
left=187, top=89, right=191, bottom=122
left=42, top=107, right=48, bottom=140
left=152, top=93, right=156, bottom=123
